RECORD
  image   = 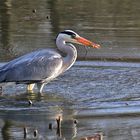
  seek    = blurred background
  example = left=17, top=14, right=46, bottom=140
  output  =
left=0, top=0, right=140, bottom=140
left=0, top=0, right=140, bottom=61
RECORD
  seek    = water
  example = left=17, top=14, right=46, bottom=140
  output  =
left=0, top=0, right=140, bottom=61
left=0, top=61, right=140, bottom=140
left=0, top=0, right=140, bottom=140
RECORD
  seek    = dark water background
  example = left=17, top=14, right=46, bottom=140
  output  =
left=0, top=0, right=140, bottom=140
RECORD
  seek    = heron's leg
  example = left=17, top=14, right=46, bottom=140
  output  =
left=0, top=86, right=2, bottom=95
left=27, top=84, right=35, bottom=92
left=37, top=83, right=45, bottom=93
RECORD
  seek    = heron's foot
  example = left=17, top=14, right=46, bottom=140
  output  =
left=27, top=84, right=35, bottom=93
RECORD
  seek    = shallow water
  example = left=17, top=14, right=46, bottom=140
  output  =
left=0, top=61, right=140, bottom=139
left=0, top=0, right=140, bottom=139
left=0, top=0, right=140, bottom=61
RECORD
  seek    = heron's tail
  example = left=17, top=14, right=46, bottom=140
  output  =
left=0, top=69, right=6, bottom=83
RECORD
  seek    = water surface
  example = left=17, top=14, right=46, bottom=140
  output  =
left=0, top=61, right=140, bottom=139
left=0, top=0, right=140, bottom=61
left=0, top=0, right=140, bottom=140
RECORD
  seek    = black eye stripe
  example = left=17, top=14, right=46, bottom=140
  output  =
left=60, top=31, right=76, bottom=37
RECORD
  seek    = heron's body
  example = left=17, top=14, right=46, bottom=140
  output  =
left=0, top=30, right=100, bottom=93
left=0, top=49, right=63, bottom=83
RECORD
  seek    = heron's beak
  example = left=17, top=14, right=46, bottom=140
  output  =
left=75, top=36, right=100, bottom=49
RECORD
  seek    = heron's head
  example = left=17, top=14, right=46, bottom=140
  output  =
left=58, top=30, right=100, bottom=48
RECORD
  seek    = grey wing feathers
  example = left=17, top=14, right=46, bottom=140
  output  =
left=0, top=49, right=63, bottom=83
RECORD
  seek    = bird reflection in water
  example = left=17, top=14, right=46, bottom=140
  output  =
left=1, top=116, right=76, bottom=140
left=80, top=133, right=103, bottom=140
left=1, top=117, right=103, bottom=140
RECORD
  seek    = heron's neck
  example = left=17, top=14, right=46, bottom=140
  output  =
left=56, top=38, right=77, bottom=71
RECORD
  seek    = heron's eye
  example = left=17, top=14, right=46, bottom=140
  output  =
left=71, top=34, right=76, bottom=39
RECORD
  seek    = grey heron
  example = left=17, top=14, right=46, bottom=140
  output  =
left=0, top=30, right=100, bottom=93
